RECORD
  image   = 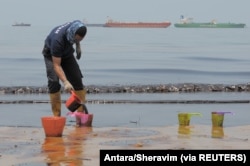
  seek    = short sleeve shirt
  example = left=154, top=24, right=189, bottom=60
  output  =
left=45, top=21, right=75, bottom=58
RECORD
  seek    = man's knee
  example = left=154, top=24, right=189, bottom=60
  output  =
left=48, top=81, right=61, bottom=93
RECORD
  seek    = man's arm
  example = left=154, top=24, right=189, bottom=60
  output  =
left=52, top=56, right=67, bottom=82
left=75, top=42, right=81, bottom=60
left=52, top=56, right=74, bottom=91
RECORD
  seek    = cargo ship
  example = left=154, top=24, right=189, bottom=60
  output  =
left=174, top=16, right=246, bottom=28
left=85, top=23, right=104, bottom=27
left=82, top=19, right=104, bottom=27
left=104, top=18, right=171, bottom=28
left=12, top=22, right=31, bottom=27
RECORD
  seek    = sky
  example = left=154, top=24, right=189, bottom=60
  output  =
left=1, top=0, right=249, bottom=26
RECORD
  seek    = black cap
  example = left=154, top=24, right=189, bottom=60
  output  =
left=75, top=26, right=87, bottom=37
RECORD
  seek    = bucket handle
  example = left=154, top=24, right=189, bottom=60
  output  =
left=214, top=111, right=234, bottom=115
left=70, top=90, right=77, bottom=97
left=188, top=113, right=202, bottom=117
left=188, top=112, right=202, bottom=116
left=82, top=103, right=89, bottom=114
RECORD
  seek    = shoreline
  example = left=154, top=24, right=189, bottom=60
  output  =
left=0, top=83, right=250, bottom=94
left=1, top=99, right=250, bottom=104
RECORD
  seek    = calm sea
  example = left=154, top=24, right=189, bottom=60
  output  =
left=0, top=25, right=250, bottom=86
left=0, top=25, right=250, bottom=127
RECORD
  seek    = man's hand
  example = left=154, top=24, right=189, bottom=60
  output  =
left=63, top=80, right=74, bottom=91
left=76, top=43, right=81, bottom=60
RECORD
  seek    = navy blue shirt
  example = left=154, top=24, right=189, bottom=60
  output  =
left=45, top=21, right=75, bottom=58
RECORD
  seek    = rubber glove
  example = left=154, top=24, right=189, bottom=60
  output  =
left=76, top=44, right=81, bottom=60
left=63, top=80, right=74, bottom=91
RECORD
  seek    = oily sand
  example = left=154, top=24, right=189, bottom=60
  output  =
left=0, top=124, right=249, bottom=165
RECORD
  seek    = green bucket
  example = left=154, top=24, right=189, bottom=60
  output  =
left=211, top=126, right=224, bottom=138
left=211, top=111, right=233, bottom=127
left=178, top=112, right=202, bottom=126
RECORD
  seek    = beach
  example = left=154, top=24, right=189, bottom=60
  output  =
left=1, top=90, right=250, bottom=165
left=1, top=26, right=250, bottom=165
left=0, top=124, right=249, bottom=165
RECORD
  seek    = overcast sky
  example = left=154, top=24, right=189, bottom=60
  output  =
left=1, top=0, right=249, bottom=26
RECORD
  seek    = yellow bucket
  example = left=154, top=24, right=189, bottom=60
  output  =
left=178, top=112, right=202, bottom=126
left=211, top=111, right=233, bottom=127
left=178, top=126, right=191, bottom=135
left=211, top=126, right=224, bottom=138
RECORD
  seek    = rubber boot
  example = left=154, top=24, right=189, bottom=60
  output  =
left=74, top=89, right=86, bottom=112
left=49, top=91, right=61, bottom=117
left=74, top=90, right=86, bottom=126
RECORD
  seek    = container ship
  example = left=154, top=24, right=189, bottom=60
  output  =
left=104, top=18, right=171, bottom=28
left=174, top=16, right=246, bottom=28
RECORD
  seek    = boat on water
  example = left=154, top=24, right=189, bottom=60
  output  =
left=12, top=22, right=31, bottom=27
left=85, top=23, right=104, bottom=27
left=174, top=16, right=246, bottom=28
left=104, top=18, right=171, bottom=28
left=82, top=19, right=104, bottom=27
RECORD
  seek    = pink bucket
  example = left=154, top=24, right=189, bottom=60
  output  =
left=76, top=113, right=93, bottom=127
left=67, top=104, right=93, bottom=127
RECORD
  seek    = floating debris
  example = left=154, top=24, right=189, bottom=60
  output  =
left=0, top=83, right=250, bottom=94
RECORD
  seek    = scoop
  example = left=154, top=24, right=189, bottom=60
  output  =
left=65, top=91, right=81, bottom=112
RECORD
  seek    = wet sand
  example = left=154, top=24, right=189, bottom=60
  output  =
left=1, top=91, right=250, bottom=165
left=0, top=124, right=249, bottom=165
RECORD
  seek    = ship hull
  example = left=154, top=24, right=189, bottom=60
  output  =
left=104, top=22, right=171, bottom=28
left=174, top=23, right=245, bottom=28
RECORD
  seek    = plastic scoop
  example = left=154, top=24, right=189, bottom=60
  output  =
left=65, top=91, right=81, bottom=112
left=67, top=104, right=89, bottom=116
left=66, top=103, right=93, bottom=127
left=188, top=113, right=202, bottom=117
left=65, top=91, right=89, bottom=113
left=178, top=112, right=202, bottom=126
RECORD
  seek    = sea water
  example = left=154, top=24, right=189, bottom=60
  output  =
left=0, top=25, right=250, bottom=127
left=0, top=26, right=250, bottom=86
